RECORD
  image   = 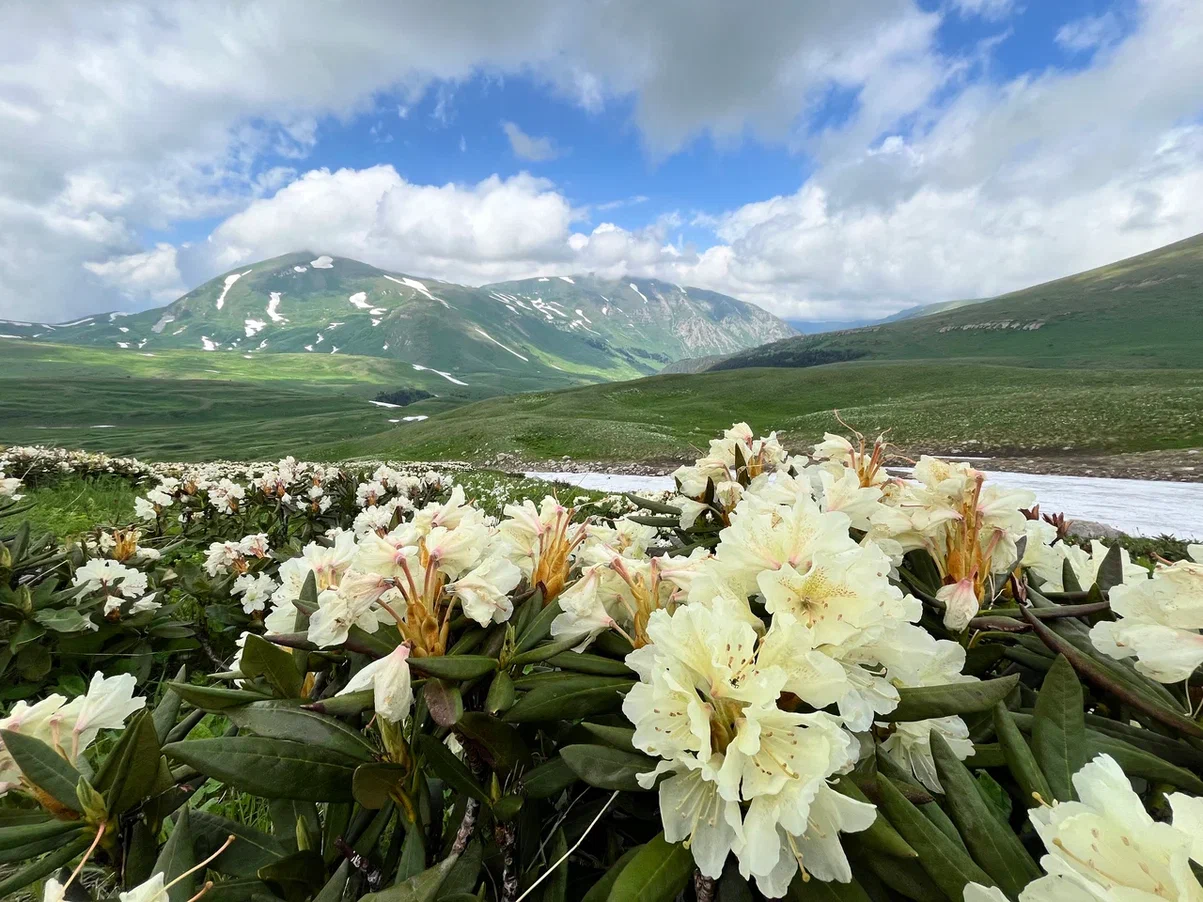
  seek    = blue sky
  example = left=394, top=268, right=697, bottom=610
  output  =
left=2, top=0, right=1200, bottom=323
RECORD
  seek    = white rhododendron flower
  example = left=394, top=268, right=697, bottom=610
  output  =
left=232, top=572, right=280, bottom=614
left=336, top=644, right=413, bottom=723
left=1028, top=754, right=1203, bottom=900
left=1091, top=552, right=1203, bottom=682
left=452, top=556, right=522, bottom=626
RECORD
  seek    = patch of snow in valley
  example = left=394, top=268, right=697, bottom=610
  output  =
left=385, top=275, right=450, bottom=308
left=304, top=345, right=313, bottom=351
left=527, top=470, right=1203, bottom=539
left=369, top=307, right=387, bottom=315
left=215, top=270, right=251, bottom=310
left=0, top=320, right=33, bottom=326
left=294, top=265, right=308, bottom=273
left=201, top=336, right=218, bottom=351
left=405, top=415, right=428, bottom=422
left=382, top=343, right=389, bottom=350
left=349, top=292, right=371, bottom=309
left=370, top=400, right=402, bottom=409
left=628, top=283, right=649, bottom=304
left=116, top=341, right=130, bottom=348
left=474, top=328, right=528, bottom=361
left=140, top=353, right=156, bottom=357
left=327, top=322, right=343, bottom=329
left=91, top=425, right=116, bottom=429
left=59, top=317, right=94, bottom=327
left=310, top=255, right=334, bottom=269
left=315, top=333, right=324, bottom=344
left=266, top=293, right=286, bottom=323
left=118, top=326, right=129, bottom=333
left=151, top=314, right=175, bottom=333
left=371, top=318, right=381, bottom=327
left=257, top=339, right=268, bottom=349
left=558, top=276, right=575, bottom=284
left=0, top=333, right=23, bottom=339
left=244, top=319, right=266, bottom=337
left=243, top=354, right=254, bottom=359
left=412, top=364, right=468, bottom=386
left=330, top=346, right=339, bottom=354
left=575, top=309, right=591, bottom=323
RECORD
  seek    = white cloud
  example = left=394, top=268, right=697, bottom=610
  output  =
left=501, top=121, right=560, bottom=162
left=83, top=244, right=184, bottom=303
left=1055, top=13, right=1122, bottom=52
left=1, top=0, right=1202, bottom=327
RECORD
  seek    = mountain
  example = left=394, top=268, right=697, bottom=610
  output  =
left=0, top=253, right=794, bottom=388
left=705, top=232, right=1203, bottom=372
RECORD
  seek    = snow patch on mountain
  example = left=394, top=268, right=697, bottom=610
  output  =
left=474, top=328, right=529, bottom=361
left=385, top=275, right=450, bottom=308
left=310, top=255, right=334, bottom=269
left=412, top=364, right=468, bottom=386
left=215, top=270, right=251, bottom=310
left=349, top=292, right=371, bottom=309
left=266, top=293, right=286, bottom=323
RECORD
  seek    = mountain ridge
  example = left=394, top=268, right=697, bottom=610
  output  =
left=0, top=252, right=795, bottom=391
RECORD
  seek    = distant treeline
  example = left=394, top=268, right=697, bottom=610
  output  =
left=373, top=388, right=435, bottom=406
left=708, top=346, right=868, bottom=371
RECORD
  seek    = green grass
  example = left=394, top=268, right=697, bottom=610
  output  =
left=717, top=231, right=1203, bottom=371
left=315, top=360, right=1203, bottom=463
left=17, top=475, right=138, bottom=539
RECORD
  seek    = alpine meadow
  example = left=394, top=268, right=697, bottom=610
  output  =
left=4, top=4, right=1203, bottom=902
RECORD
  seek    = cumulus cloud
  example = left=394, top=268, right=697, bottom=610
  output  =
left=2, top=0, right=1203, bottom=325
left=501, top=121, right=561, bottom=162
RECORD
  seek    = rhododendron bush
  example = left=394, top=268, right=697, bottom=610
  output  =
left=1, top=430, right=1202, bottom=902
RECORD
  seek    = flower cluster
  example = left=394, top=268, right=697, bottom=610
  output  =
left=969, top=753, right=1203, bottom=901
left=0, top=672, right=144, bottom=796
left=1091, top=544, right=1203, bottom=682
left=619, top=441, right=985, bottom=895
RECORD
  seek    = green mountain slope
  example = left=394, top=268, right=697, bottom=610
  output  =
left=709, top=232, right=1203, bottom=371
left=313, top=361, right=1203, bottom=463
left=0, top=253, right=793, bottom=389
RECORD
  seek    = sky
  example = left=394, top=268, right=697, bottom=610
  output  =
left=2, top=0, right=1202, bottom=324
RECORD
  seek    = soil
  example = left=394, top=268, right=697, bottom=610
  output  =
left=486, top=446, right=1203, bottom=483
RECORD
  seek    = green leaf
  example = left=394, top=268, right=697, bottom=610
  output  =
left=833, top=776, right=916, bottom=859
left=163, top=736, right=357, bottom=801
left=225, top=700, right=375, bottom=761
left=424, top=679, right=464, bottom=728
left=545, top=651, right=635, bottom=677
left=32, top=607, right=95, bottom=633
left=416, top=733, right=489, bottom=805
left=508, top=634, right=584, bottom=667
left=992, top=704, right=1053, bottom=808
left=455, top=712, right=531, bottom=775
left=504, top=676, right=633, bottom=723
left=543, top=828, right=569, bottom=902
left=785, top=874, right=872, bottom=901
left=258, top=849, right=327, bottom=902
left=605, top=832, right=693, bottom=902
left=0, top=729, right=82, bottom=812
left=240, top=633, right=304, bottom=698
left=408, top=655, right=497, bottom=681
left=439, top=839, right=483, bottom=899
left=94, top=708, right=162, bottom=815
left=166, top=681, right=268, bottom=711
left=579, top=723, right=637, bottom=753
left=153, top=666, right=187, bottom=743
left=485, top=671, right=516, bottom=714
left=889, top=675, right=1019, bottom=722
left=514, top=595, right=558, bottom=652
left=190, top=809, right=290, bottom=878
left=581, top=847, right=640, bottom=902
left=1032, top=655, right=1086, bottom=802
left=0, top=818, right=82, bottom=863
left=1095, top=543, right=1125, bottom=593
left=873, top=773, right=995, bottom=901
left=303, top=689, right=375, bottom=717
left=930, top=732, right=1041, bottom=897
left=561, top=744, right=656, bottom=791
left=361, top=852, right=460, bottom=902
left=0, top=831, right=91, bottom=898
left=523, top=756, right=577, bottom=799
left=314, top=860, right=351, bottom=902
left=155, top=809, right=198, bottom=902
left=268, top=799, right=321, bottom=852
left=353, top=762, right=410, bottom=810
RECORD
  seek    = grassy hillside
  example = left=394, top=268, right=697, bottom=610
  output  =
left=314, top=361, right=1203, bottom=463
left=0, top=339, right=545, bottom=460
left=714, top=232, right=1203, bottom=370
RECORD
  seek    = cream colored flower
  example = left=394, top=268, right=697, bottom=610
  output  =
left=336, top=645, right=413, bottom=723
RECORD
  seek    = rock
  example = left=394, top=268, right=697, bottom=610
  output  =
left=1067, top=519, right=1123, bottom=540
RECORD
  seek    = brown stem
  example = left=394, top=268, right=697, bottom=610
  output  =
left=451, top=797, right=480, bottom=856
